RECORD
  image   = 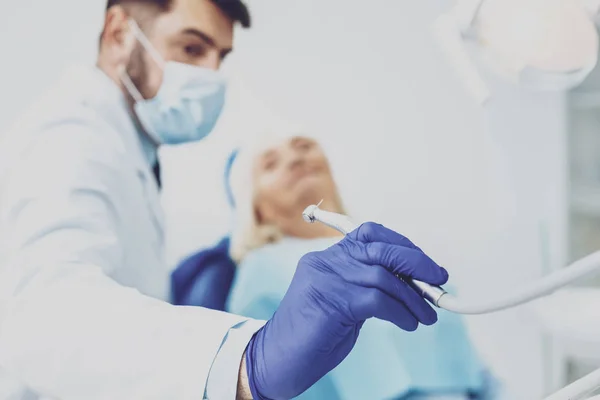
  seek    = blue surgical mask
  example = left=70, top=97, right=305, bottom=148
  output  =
left=120, top=19, right=226, bottom=145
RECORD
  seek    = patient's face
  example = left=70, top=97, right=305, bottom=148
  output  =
left=253, top=137, right=335, bottom=223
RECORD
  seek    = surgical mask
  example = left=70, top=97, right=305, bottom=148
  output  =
left=120, top=19, right=226, bottom=145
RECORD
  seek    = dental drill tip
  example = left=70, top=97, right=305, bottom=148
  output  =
left=302, top=204, right=319, bottom=223
left=316, top=199, right=324, bottom=207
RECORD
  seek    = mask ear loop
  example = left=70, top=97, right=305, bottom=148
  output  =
left=119, top=19, right=166, bottom=103
left=127, top=19, right=166, bottom=69
left=118, top=19, right=166, bottom=145
left=120, top=67, right=144, bottom=103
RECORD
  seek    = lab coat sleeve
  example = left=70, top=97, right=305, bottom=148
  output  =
left=0, top=121, right=264, bottom=400
left=205, top=319, right=266, bottom=399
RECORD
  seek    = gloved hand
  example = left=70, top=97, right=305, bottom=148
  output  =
left=244, top=222, right=449, bottom=400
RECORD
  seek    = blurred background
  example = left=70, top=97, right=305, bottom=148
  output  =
left=3, top=0, right=600, bottom=398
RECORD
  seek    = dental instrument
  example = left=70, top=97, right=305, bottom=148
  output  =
left=302, top=204, right=447, bottom=307
left=302, top=203, right=600, bottom=314
left=303, top=203, right=600, bottom=400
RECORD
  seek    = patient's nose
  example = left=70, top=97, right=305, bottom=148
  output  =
left=287, top=153, right=306, bottom=171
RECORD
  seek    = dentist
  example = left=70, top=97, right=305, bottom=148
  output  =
left=0, top=1, right=449, bottom=399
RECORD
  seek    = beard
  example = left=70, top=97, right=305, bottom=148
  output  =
left=123, top=42, right=161, bottom=145
left=125, top=42, right=152, bottom=102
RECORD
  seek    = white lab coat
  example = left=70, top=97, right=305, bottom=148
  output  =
left=0, top=65, right=264, bottom=399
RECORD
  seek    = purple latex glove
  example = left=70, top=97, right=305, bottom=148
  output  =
left=245, top=222, right=449, bottom=400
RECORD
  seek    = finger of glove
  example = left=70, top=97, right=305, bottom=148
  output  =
left=344, top=240, right=449, bottom=285
left=348, top=222, right=421, bottom=251
left=350, top=286, right=419, bottom=331
left=342, top=259, right=438, bottom=325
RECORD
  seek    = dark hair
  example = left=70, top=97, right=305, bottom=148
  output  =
left=105, top=0, right=251, bottom=28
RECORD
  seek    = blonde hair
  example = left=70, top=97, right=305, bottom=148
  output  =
left=227, top=131, right=344, bottom=263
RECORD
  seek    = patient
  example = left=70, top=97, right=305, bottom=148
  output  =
left=226, top=133, right=345, bottom=264
left=173, top=132, right=500, bottom=400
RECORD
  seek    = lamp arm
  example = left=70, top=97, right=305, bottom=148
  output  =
left=452, top=0, right=486, bottom=31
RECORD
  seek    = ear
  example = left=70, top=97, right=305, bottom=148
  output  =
left=101, top=6, right=134, bottom=53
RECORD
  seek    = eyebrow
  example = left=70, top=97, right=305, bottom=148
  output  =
left=181, top=28, right=233, bottom=55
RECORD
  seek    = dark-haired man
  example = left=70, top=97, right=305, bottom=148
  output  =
left=0, top=1, right=449, bottom=399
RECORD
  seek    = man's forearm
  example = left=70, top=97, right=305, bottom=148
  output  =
left=237, top=351, right=253, bottom=400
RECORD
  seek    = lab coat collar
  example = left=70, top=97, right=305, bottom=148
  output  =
left=61, top=63, right=158, bottom=171
left=60, top=63, right=165, bottom=238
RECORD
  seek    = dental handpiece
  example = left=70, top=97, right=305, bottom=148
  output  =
left=302, top=203, right=600, bottom=315
left=302, top=204, right=600, bottom=399
left=302, top=204, right=447, bottom=307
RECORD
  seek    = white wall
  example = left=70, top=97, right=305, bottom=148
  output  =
left=0, top=1, right=570, bottom=398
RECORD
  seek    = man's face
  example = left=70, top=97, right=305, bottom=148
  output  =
left=124, top=0, right=235, bottom=100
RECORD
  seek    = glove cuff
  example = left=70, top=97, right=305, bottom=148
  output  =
left=245, top=331, right=272, bottom=400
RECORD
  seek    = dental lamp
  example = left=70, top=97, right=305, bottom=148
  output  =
left=432, top=0, right=600, bottom=104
